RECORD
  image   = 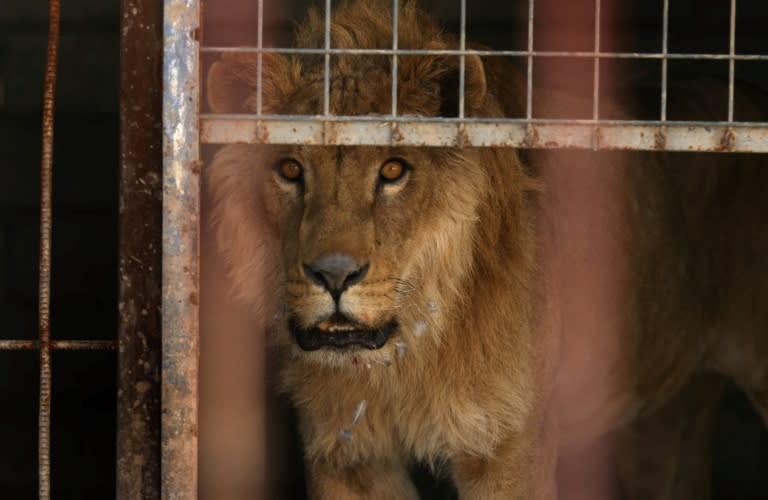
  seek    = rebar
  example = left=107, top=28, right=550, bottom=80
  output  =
left=38, top=0, right=60, bottom=497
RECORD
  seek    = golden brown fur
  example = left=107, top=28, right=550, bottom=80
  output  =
left=206, top=1, right=768, bottom=498
left=618, top=149, right=768, bottom=498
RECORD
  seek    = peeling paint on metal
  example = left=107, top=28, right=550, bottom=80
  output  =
left=162, top=0, right=200, bottom=498
left=172, top=160, right=185, bottom=195
left=201, top=116, right=768, bottom=152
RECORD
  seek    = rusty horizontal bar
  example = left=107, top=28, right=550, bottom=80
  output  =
left=201, top=113, right=768, bottom=127
left=0, top=340, right=117, bottom=350
left=201, top=46, right=768, bottom=61
left=200, top=116, right=768, bottom=152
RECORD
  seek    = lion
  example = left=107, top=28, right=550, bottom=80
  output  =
left=205, top=1, right=768, bottom=498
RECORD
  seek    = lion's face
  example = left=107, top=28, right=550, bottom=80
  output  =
left=249, top=143, right=487, bottom=363
left=205, top=1, right=521, bottom=365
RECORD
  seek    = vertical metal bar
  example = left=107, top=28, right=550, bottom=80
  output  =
left=391, top=0, right=398, bottom=118
left=256, top=0, right=264, bottom=115
left=727, top=0, right=736, bottom=122
left=162, top=0, right=200, bottom=498
left=117, top=0, right=163, bottom=497
left=660, top=0, right=669, bottom=122
left=38, top=1, right=59, bottom=498
left=458, top=0, right=467, bottom=120
left=324, top=0, right=332, bottom=117
left=526, top=0, right=534, bottom=122
left=592, top=0, right=601, bottom=149
left=390, top=0, right=398, bottom=145
left=524, top=0, right=536, bottom=145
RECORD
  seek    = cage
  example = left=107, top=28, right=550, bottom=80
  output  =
left=1, top=0, right=766, bottom=498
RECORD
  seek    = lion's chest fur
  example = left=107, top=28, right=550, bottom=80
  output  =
left=283, top=322, right=533, bottom=467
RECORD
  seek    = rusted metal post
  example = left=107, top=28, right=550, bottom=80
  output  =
left=162, top=0, right=201, bottom=498
left=38, top=0, right=60, bottom=498
left=117, top=0, right=164, bottom=498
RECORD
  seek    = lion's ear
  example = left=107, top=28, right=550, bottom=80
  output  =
left=449, top=54, right=487, bottom=116
left=206, top=52, right=292, bottom=113
left=434, top=51, right=488, bottom=117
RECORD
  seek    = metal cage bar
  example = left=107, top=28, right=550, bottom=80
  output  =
left=0, top=340, right=117, bottom=350
left=323, top=0, right=332, bottom=118
left=391, top=0, right=399, bottom=119
left=201, top=115, right=768, bottom=152
left=200, top=46, right=768, bottom=60
left=256, top=0, right=265, bottom=115
left=592, top=0, right=602, bottom=149
left=727, top=0, right=737, bottom=123
left=526, top=0, right=535, bottom=144
left=458, top=0, right=467, bottom=120
left=117, top=0, right=164, bottom=497
left=162, top=0, right=201, bottom=498
left=37, top=1, right=59, bottom=495
left=660, top=0, right=669, bottom=122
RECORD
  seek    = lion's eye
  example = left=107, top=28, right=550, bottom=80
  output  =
left=379, top=159, right=407, bottom=183
left=276, top=159, right=303, bottom=183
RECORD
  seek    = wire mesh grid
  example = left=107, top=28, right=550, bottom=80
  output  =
left=198, top=0, right=768, bottom=152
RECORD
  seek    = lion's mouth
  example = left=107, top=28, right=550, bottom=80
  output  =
left=289, top=312, right=397, bottom=351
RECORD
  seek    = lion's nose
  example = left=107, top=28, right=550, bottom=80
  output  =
left=303, top=253, right=370, bottom=295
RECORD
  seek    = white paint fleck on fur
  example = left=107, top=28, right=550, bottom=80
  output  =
left=395, top=342, right=408, bottom=358
left=339, top=399, right=368, bottom=441
left=414, top=319, right=427, bottom=337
